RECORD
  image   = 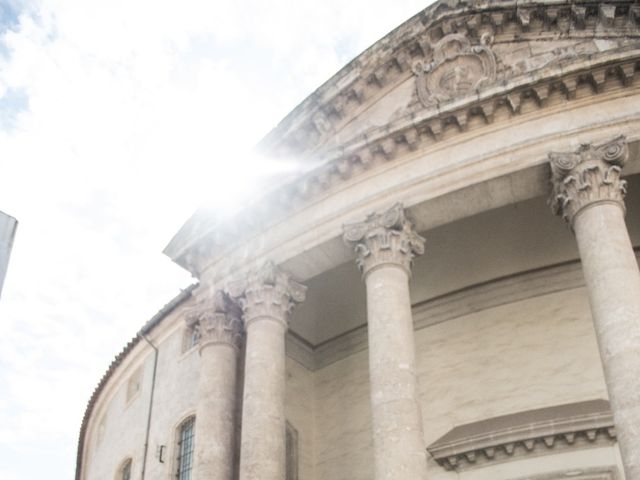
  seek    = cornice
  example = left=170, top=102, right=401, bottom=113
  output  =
left=259, top=0, right=640, bottom=159
left=427, top=399, right=616, bottom=471
left=271, top=51, right=640, bottom=210
left=169, top=49, right=640, bottom=278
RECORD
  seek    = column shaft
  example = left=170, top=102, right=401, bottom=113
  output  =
left=195, top=343, right=238, bottom=480
left=239, top=319, right=287, bottom=480
left=573, top=204, right=640, bottom=477
left=366, top=266, right=428, bottom=480
left=186, top=291, right=243, bottom=480
left=344, top=203, right=428, bottom=480
left=549, top=136, right=640, bottom=478
left=230, top=262, right=306, bottom=480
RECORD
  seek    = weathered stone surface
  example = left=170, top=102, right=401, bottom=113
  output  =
left=78, top=3, right=640, bottom=480
left=344, top=205, right=428, bottom=480
left=229, top=263, right=306, bottom=480
left=550, top=137, right=640, bottom=479
left=549, top=136, right=628, bottom=226
left=184, top=292, right=243, bottom=480
left=343, top=203, right=425, bottom=277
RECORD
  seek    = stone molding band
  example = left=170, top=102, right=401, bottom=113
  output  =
left=264, top=1, right=640, bottom=160
left=283, top=250, right=640, bottom=371
left=512, top=467, right=617, bottom=480
left=427, top=400, right=616, bottom=471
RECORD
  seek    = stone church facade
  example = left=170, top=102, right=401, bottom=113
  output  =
left=76, top=1, right=640, bottom=479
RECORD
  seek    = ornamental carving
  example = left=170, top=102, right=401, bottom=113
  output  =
left=185, top=291, right=243, bottom=349
left=227, top=262, right=306, bottom=329
left=549, top=136, right=628, bottom=226
left=412, top=33, right=497, bottom=107
left=343, top=203, right=425, bottom=277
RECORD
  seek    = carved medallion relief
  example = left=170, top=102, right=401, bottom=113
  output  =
left=412, top=33, right=497, bottom=107
left=409, top=31, right=628, bottom=109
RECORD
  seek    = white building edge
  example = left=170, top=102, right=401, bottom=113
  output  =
left=0, top=210, right=17, bottom=300
left=77, top=1, right=640, bottom=479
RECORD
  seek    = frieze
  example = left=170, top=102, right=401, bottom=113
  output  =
left=260, top=0, right=640, bottom=160
left=173, top=52, right=639, bottom=278
left=169, top=2, right=640, bottom=279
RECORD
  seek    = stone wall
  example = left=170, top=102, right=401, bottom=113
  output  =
left=313, top=287, right=619, bottom=480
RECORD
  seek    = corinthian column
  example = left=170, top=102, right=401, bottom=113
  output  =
left=185, top=291, right=243, bottom=480
left=549, top=135, right=640, bottom=478
left=228, top=262, right=306, bottom=480
left=344, top=203, right=428, bottom=480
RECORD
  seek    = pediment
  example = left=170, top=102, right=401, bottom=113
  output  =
left=258, top=0, right=640, bottom=161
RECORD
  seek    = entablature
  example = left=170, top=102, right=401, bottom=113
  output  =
left=166, top=47, right=640, bottom=282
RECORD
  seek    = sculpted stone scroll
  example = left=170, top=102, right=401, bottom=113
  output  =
left=185, top=290, right=243, bottom=349
left=343, top=203, right=425, bottom=277
left=549, top=135, right=628, bottom=226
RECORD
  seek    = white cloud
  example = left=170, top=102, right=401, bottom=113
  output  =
left=0, top=0, right=429, bottom=478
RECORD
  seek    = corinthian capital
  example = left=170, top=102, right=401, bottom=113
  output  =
left=549, top=136, right=628, bottom=225
left=227, top=262, right=306, bottom=329
left=343, top=203, right=425, bottom=277
left=185, top=290, right=243, bottom=349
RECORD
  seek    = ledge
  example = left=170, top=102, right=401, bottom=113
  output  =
left=427, top=399, right=616, bottom=471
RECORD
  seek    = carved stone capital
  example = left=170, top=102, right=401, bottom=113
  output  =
left=549, top=136, right=628, bottom=226
left=227, top=262, right=306, bottom=329
left=185, top=290, right=243, bottom=350
left=343, top=203, right=425, bottom=277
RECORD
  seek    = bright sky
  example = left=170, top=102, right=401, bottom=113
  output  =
left=0, top=1, right=428, bottom=478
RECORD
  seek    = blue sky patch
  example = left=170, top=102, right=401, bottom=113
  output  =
left=0, top=87, right=29, bottom=131
left=0, top=0, right=26, bottom=57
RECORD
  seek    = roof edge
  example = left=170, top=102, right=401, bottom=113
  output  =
left=74, top=283, right=198, bottom=480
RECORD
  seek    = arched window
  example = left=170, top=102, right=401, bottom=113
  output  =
left=118, top=458, right=132, bottom=480
left=176, top=416, right=195, bottom=480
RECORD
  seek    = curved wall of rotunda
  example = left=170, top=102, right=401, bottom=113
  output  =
left=77, top=1, right=640, bottom=480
